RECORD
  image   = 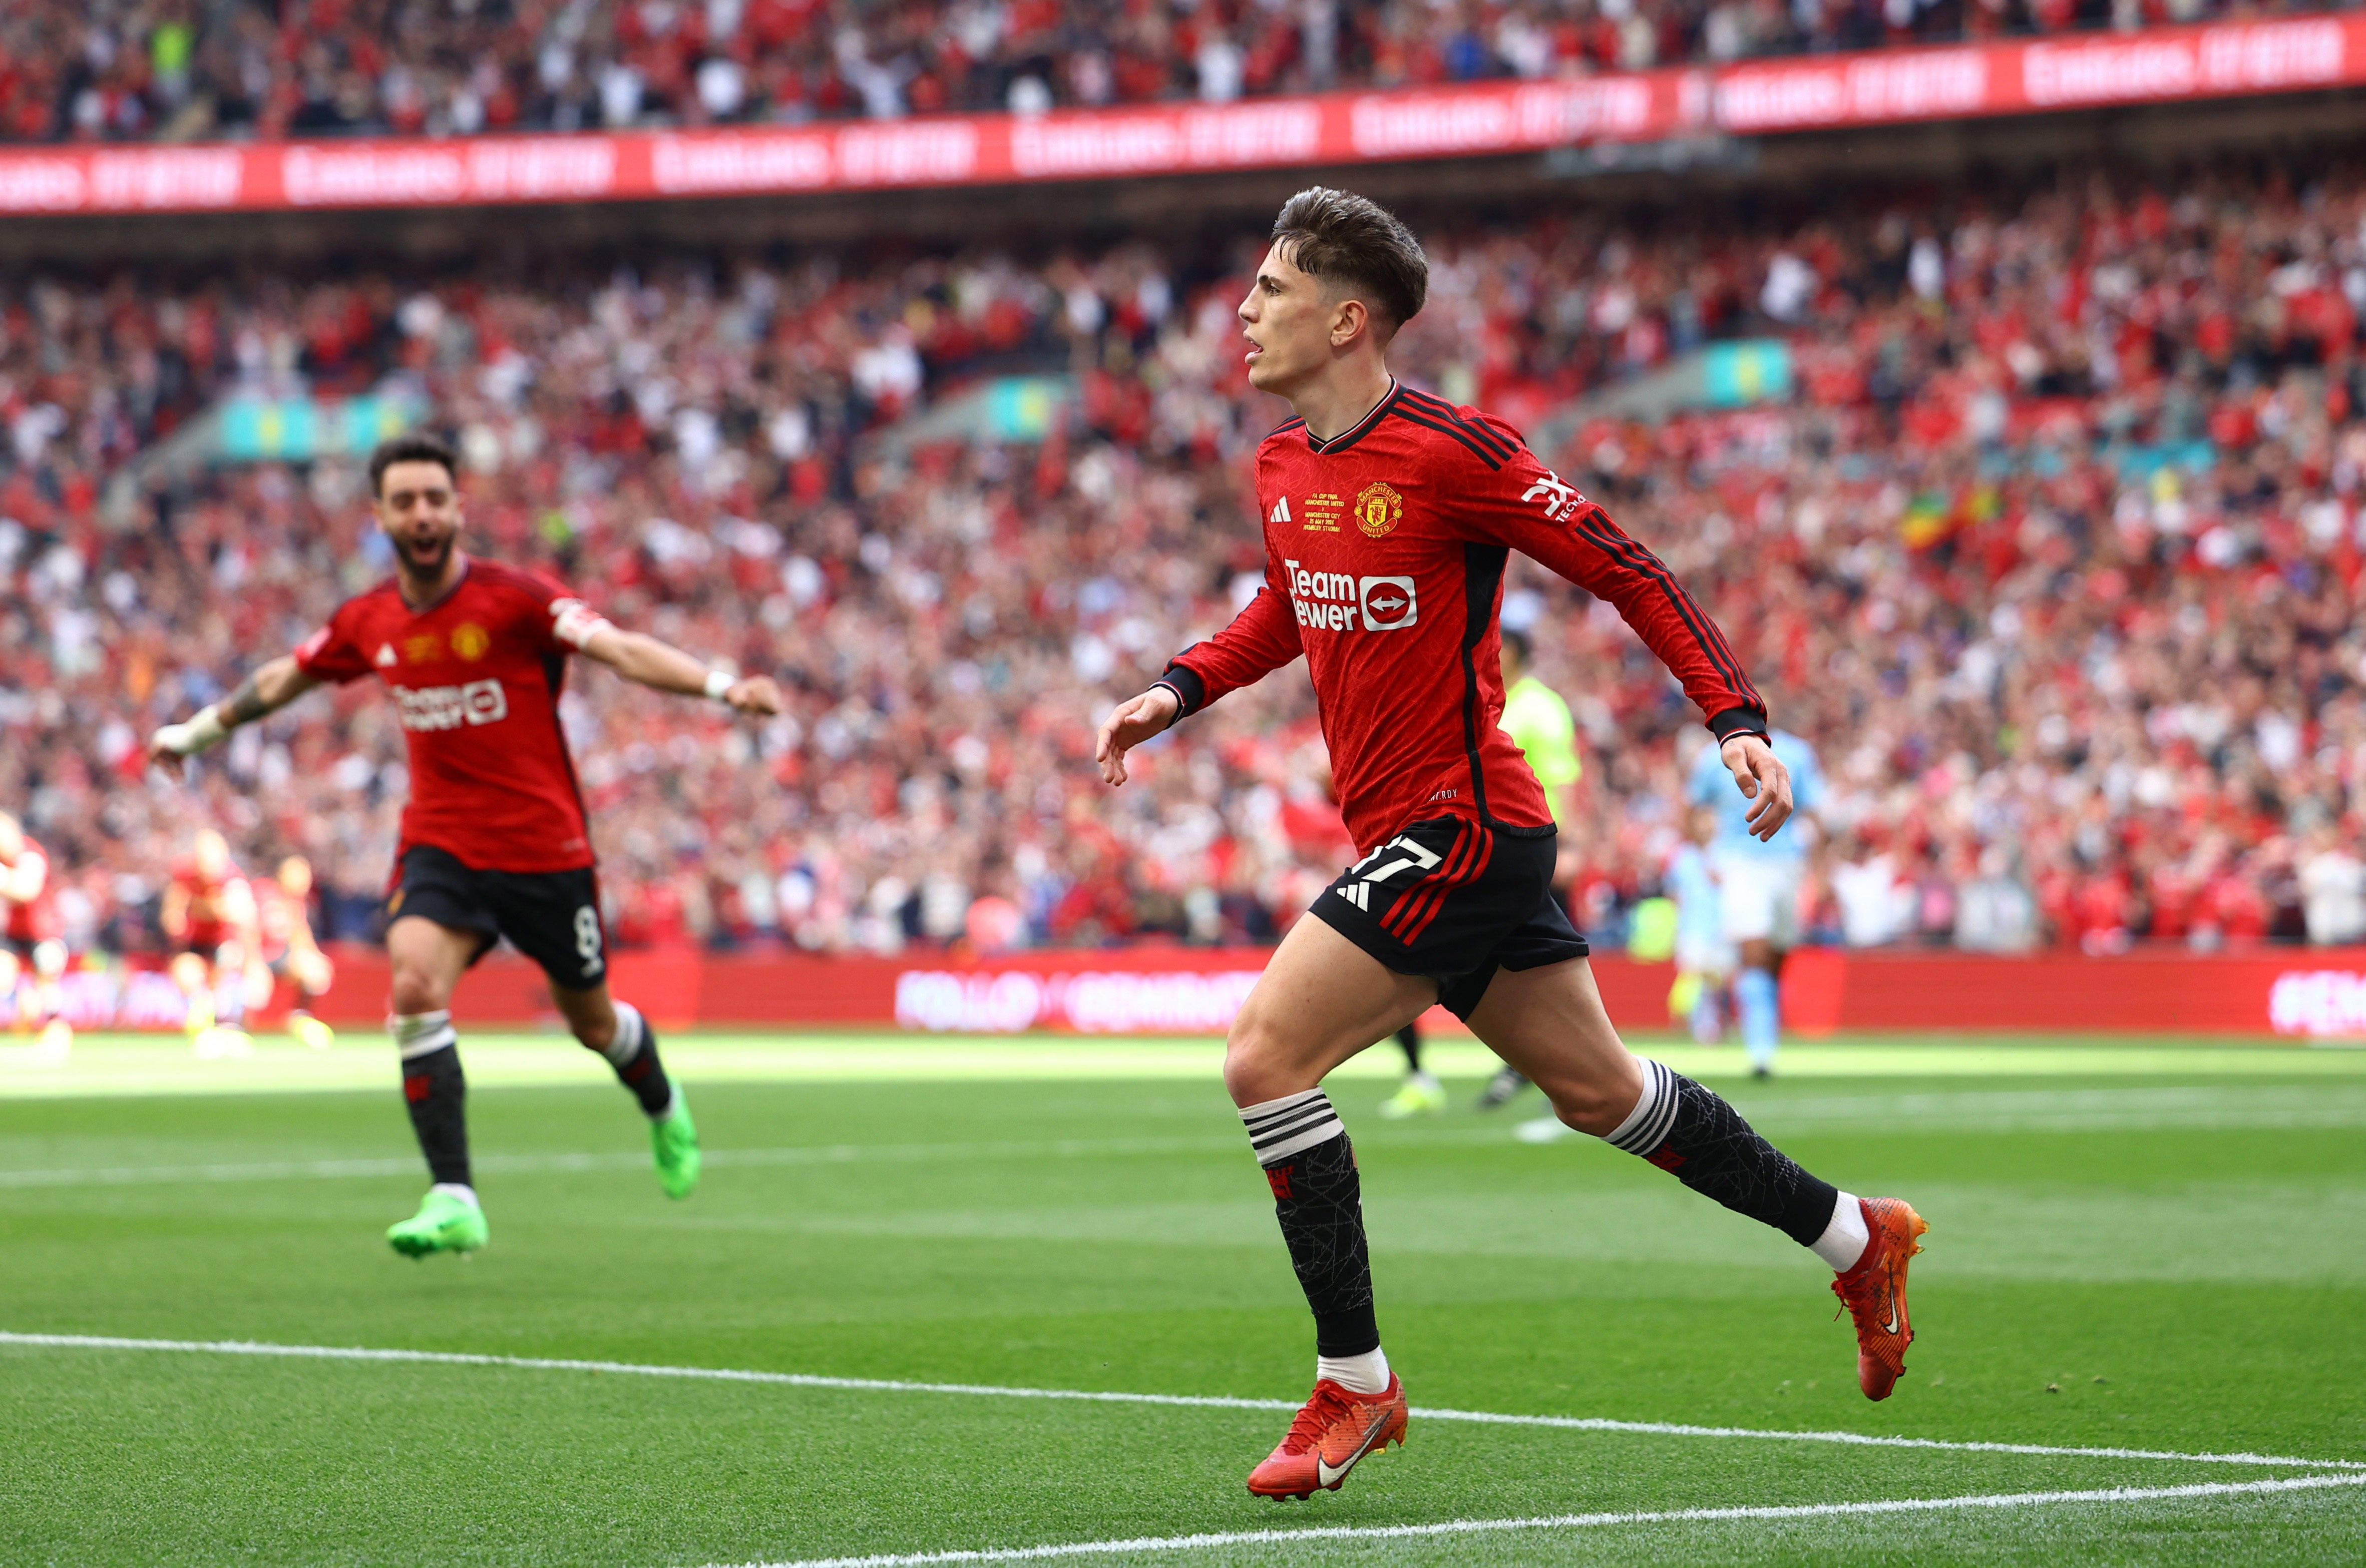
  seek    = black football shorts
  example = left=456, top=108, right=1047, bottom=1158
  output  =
left=386, top=843, right=608, bottom=991
left=1307, top=815, right=1587, bottom=1019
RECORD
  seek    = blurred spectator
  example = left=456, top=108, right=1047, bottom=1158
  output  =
left=2300, top=828, right=2366, bottom=946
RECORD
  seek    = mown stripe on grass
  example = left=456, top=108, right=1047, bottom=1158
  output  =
left=12, top=1084, right=2366, bottom=1189
left=5, top=1331, right=2359, bottom=1473
left=0, top=1136, right=1254, bottom=1190
left=690, top=1474, right=2366, bottom=1568
left=8, top=1036, right=2365, bottom=1101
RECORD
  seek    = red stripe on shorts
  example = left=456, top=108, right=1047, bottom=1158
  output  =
left=1380, top=821, right=1470, bottom=939
left=1398, top=825, right=1495, bottom=946
left=1384, top=822, right=1483, bottom=942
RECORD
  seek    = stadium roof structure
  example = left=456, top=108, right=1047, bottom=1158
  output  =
left=1, top=15, right=2359, bottom=220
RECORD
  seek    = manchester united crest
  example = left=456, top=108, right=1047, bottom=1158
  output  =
left=1354, top=481, right=1403, bottom=539
left=451, top=622, right=491, bottom=661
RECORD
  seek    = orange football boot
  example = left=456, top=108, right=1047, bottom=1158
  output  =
left=1830, top=1196, right=1928, bottom=1401
left=1246, top=1375, right=1409, bottom=1500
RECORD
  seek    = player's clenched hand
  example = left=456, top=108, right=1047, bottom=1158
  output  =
left=1095, top=686, right=1180, bottom=787
left=1721, top=734, right=1794, bottom=841
left=146, top=708, right=227, bottom=777
left=723, top=675, right=783, bottom=716
left=144, top=734, right=190, bottom=778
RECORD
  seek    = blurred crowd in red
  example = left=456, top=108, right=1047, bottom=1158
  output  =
left=3, top=0, right=2352, bottom=144
left=5, top=158, right=2366, bottom=959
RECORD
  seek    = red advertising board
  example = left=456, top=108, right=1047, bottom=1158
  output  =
left=2, top=17, right=2356, bottom=217
left=16, top=942, right=2323, bottom=1039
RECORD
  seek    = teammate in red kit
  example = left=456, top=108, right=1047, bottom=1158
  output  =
left=259, top=855, right=338, bottom=1051
left=0, top=810, right=74, bottom=1058
left=161, top=828, right=265, bottom=1054
left=148, top=433, right=783, bottom=1258
left=1095, top=189, right=1926, bottom=1499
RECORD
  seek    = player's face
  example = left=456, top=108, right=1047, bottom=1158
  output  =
left=1238, top=242, right=1338, bottom=397
left=374, top=460, right=463, bottom=577
left=194, top=830, right=230, bottom=880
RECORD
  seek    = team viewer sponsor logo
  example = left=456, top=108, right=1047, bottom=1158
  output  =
left=392, top=680, right=509, bottom=732
left=1285, top=561, right=1419, bottom=632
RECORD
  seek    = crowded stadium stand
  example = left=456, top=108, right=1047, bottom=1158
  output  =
left=6, top=135, right=2366, bottom=977
left=10, top=0, right=2357, bottom=145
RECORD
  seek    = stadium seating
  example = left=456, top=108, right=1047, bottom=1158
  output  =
left=3, top=161, right=2362, bottom=958
left=4, top=0, right=2351, bottom=144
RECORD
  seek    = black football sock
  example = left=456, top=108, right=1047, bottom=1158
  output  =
left=1603, top=1060, right=1839, bottom=1248
left=393, top=1011, right=470, bottom=1188
left=1394, top=1024, right=1423, bottom=1075
left=593, top=1000, right=674, bottom=1117
left=1240, top=1089, right=1378, bottom=1357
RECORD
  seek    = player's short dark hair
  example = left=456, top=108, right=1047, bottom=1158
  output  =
left=1271, top=187, right=1427, bottom=336
left=368, top=433, right=459, bottom=497
left=1501, top=628, right=1533, bottom=666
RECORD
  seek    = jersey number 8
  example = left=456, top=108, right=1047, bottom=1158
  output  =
left=573, top=905, right=603, bottom=977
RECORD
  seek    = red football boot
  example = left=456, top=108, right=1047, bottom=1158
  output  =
left=1246, top=1375, right=1409, bottom=1500
left=1831, top=1196, right=1928, bottom=1401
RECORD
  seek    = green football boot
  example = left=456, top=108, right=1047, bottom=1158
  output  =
left=1379, top=1072, right=1447, bottom=1120
left=651, top=1091, right=700, bottom=1200
left=386, top=1188, right=488, bottom=1258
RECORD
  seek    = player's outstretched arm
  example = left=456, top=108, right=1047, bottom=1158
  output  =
left=1097, top=561, right=1303, bottom=788
left=0, top=845, right=44, bottom=906
left=1095, top=686, right=1182, bottom=787
left=572, top=624, right=783, bottom=716
left=146, top=656, right=321, bottom=776
left=1721, top=734, right=1795, bottom=841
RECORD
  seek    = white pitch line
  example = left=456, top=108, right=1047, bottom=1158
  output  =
left=695, top=1473, right=2366, bottom=1568
left=5, top=1331, right=2359, bottom=1474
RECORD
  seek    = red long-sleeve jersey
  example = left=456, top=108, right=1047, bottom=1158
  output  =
left=294, top=557, right=599, bottom=874
left=1155, top=381, right=1766, bottom=853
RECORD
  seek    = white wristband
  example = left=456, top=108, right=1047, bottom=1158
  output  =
left=703, top=670, right=734, bottom=701
left=154, top=707, right=230, bottom=757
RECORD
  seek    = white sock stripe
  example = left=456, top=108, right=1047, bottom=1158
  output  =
left=1250, top=1120, right=1346, bottom=1165
left=390, top=1011, right=457, bottom=1061
left=1239, top=1089, right=1328, bottom=1129
left=1244, top=1104, right=1338, bottom=1144
left=1241, top=1090, right=1344, bottom=1165
left=1638, top=1062, right=1682, bottom=1150
left=1602, top=1068, right=1655, bottom=1149
left=397, top=1032, right=457, bottom=1062
left=1606, top=1061, right=1678, bottom=1155
left=604, top=1001, right=646, bottom=1067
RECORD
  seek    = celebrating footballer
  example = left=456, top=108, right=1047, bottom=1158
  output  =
left=149, top=435, right=782, bottom=1259
left=1096, top=188, right=1928, bottom=1500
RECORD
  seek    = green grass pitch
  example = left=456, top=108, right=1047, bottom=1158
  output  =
left=2, top=1031, right=2362, bottom=1566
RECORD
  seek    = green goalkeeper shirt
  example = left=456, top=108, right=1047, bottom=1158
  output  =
left=1500, top=674, right=1581, bottom=828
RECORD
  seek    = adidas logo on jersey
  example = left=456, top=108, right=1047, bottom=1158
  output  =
left=1336, top=883, right=1370, bottom=911
left=374, top=644, right=398, bottom=668
left=1272, top=493, right=1345, bottom=532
